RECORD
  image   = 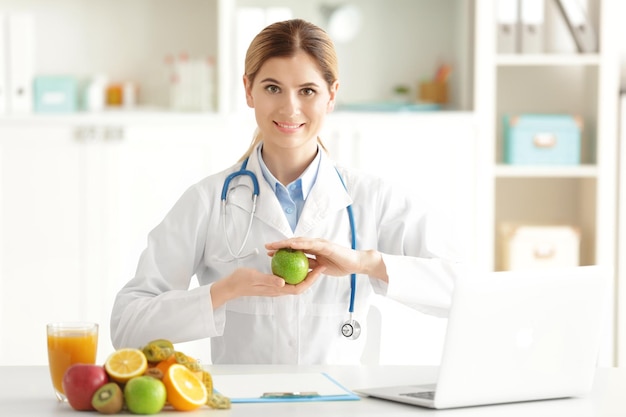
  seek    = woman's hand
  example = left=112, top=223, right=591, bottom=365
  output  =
left=265, top=237, right=388, bottom=280
left=210, top=266, right=326, bottom=309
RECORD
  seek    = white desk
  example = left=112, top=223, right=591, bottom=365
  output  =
left=1, top=365, right=624, bottom=416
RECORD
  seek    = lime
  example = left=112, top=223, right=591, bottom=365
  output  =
left=271, top=248, right=309, bottom=284
left=124, top=376, right=167, bottom=415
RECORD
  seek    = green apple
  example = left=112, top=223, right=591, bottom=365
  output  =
left=271, top=248, right=309, bottom=285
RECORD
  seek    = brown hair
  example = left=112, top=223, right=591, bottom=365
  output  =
left=238, top=19, right=338, bottom=161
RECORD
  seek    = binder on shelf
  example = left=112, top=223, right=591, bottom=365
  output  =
left=0, top=13, right=7, bottom=115
left=554, top=0, right=597, bottom=53
left=496, top=0, right=519, bottom=54
left=7, top=13, right=35, bottom=114
left=519, top=0, right=544, bottom=54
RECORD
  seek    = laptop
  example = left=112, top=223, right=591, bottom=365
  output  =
left=355, top=265, right=609, bottom=409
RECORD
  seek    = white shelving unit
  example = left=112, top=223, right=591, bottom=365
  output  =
left=0, top=0, right=473, bottom=116
left=474, top=0, right=621, bottom=366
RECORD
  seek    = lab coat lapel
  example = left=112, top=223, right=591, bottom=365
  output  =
left=295, top=153, right=352, bottom=236
left=237, top=146, right=352, bottom=237
left=243, top=149, right=294, bottom=236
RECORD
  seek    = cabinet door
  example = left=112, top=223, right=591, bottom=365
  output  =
left=0, top=126, right=85, bottom=365
left=104, top=124, right=220, bottom=286
left=101, top=122, right=228, bottom=362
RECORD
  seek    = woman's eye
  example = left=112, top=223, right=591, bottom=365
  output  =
left=301, top=88, right=315, bottom=96
left=265, top=85, right=280, bottom=94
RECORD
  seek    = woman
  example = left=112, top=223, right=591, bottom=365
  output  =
left=111, top=19, right=460, bottom=364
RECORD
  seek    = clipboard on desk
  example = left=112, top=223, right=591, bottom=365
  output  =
left=212, top=373, right=360, bottom=403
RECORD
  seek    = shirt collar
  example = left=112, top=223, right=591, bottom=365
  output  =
left=257, top=143, right=321, bottom=200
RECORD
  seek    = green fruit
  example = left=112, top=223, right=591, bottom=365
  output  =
left=91, top=382, right=124, bottom=414
left=141, top=339, right=175, bottom=362
left=271, top=248, right=309, bottom=284
left=124, top=376, right=166, bottom=415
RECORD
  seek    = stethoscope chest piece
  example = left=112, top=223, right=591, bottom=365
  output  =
left=341, top=318, right=361, bottom=340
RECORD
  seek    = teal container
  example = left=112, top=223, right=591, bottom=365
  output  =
left=503, top=114, right=582, bottom=165
left=34, top=76, right=78, bottom=113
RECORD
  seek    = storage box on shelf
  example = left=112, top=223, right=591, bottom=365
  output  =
left=503, top=114, right=582, bottom=166
left=500, top=224, right=580, bottom=271
left=33, top=76, right=78, bottom=113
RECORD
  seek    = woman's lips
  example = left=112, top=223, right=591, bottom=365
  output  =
left=274, top=121, right=304, bottom=132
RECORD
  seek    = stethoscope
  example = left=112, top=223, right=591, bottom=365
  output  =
left=221, top=157, right=361, bottom=340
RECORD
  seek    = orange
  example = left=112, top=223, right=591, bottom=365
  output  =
left=162, top=364, right=208, bottom=411
left=104, top=348, right=148, bottom=383
left=155, top=354, right=177, bottom=375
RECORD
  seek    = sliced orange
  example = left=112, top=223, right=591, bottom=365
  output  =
left=162, top=363, right=208, bottom=411
left=104, top=348, right=148, bottom=383
left=155, top=354, right=177, bottom=375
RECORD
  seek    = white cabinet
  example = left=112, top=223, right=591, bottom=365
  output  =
left=0, top=124, right=94, bottom=364
left=0, top=116, right=252, bottom=365
left=474, top=0, right=621, bottom=366
left=103, top=116, right=254, bottom=295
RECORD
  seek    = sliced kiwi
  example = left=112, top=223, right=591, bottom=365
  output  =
left=91, top=382, right=124, bottom=414
left=141, top=339, right=175, bottom=362
left=144, top=367, right=164, bottom=379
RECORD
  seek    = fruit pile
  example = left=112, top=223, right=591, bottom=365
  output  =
left=62, top=339, right=230, bottom=414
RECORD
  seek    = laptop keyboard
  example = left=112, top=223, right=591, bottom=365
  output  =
left=400, top=391, right=435, bottom=400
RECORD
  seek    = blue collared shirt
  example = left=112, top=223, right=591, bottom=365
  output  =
left=257, top=145, right=321, bottom=231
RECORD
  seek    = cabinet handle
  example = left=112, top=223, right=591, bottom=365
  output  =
left=74, top=125, right=125, bottom=142
left=103, top=125, right=125, bottom=141
left=75, top=126, right=98, bottom=142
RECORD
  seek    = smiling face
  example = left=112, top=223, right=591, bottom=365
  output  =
left=244, top=51, right=338, bottom=157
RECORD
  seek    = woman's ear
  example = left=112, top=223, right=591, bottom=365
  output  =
left=243, top=75, right=254, bottom=108
left=327, top=80, right=339, bottom=113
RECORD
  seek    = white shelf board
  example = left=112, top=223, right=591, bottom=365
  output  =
left=494, top=164, right=598, bottom=178
left=496, top=54, right=602, bottom=67
left=0, top=109, right=225, bottom=126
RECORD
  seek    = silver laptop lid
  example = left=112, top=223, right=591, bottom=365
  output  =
left=433, top=265, right=608, bottom=409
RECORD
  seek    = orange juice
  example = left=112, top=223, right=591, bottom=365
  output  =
left=47, top=323, right=98, bottom=398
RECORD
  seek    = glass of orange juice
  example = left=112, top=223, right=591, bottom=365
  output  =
left=46, top=322, right=98, bottom=401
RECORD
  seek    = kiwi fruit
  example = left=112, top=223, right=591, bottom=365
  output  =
left=91, top=382, right=124, bottom=414
left=144, top=367, right=164, bottom=379
left=142, top=339, right=175, bottom=362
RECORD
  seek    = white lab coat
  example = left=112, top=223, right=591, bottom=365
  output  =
left=111, top=144, right=461, bottom=364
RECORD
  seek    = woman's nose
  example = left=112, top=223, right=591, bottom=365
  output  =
left=279, top=92, right=301, bottom=116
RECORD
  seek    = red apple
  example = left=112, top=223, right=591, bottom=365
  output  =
left=62, top=363, right=109, bottom=411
